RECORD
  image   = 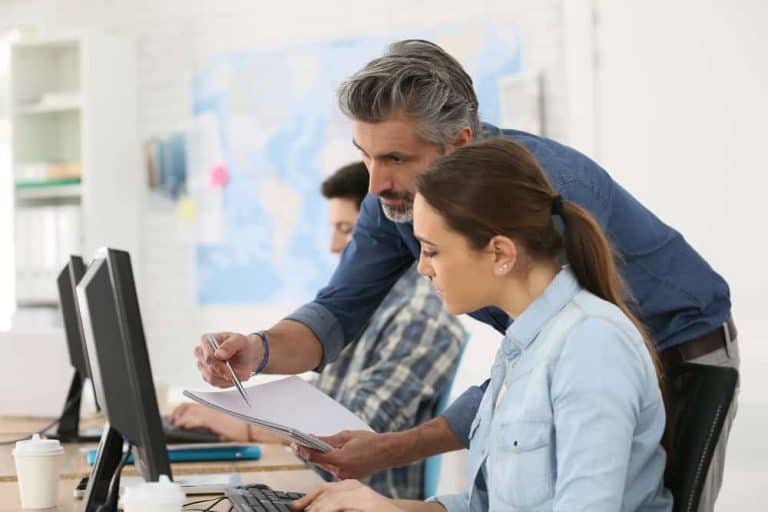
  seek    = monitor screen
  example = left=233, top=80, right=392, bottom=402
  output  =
left=76, top=248, right=171, bottom=481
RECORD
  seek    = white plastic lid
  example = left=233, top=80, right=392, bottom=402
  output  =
left=122, top=475, right=185, bottom=507
left=12, top=434, right=64, bottom=456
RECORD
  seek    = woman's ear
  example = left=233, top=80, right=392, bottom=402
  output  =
left=489, top=235, right=517, bottom=276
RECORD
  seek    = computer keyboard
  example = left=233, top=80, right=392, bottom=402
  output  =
left=226, top=484, right=305, bottom=512
left=161, top=415, right=220, bottom=443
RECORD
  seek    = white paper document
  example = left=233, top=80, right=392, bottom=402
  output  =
left=183, top=376, right=372, bottom=452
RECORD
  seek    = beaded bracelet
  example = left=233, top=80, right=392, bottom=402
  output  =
left=250, top=331, right=270, bottom=376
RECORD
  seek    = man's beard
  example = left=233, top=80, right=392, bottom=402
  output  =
left=379, top=191, right=414, bottom=223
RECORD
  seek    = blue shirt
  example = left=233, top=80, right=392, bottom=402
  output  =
left=433, top=267, right=673, bottom=511
left=286, top=124, right=730, bottom=444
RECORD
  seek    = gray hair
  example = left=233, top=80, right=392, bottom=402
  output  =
left=337, top=40, right=481, bottom=146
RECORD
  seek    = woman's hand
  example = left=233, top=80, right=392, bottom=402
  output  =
left=291, top=480, right=402, bottom=512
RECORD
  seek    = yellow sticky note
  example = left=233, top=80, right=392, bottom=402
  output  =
left=176, top=196, right=197, bottom=220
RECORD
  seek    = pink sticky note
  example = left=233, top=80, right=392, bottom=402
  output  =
left=209, top=164, right=229, bottom=188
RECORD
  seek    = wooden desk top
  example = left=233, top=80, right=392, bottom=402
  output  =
left=0, top=470, right=323, bottom=511
left=0, top=416, right=309, bottom=486
left=0, top=416, right=322, bottom=510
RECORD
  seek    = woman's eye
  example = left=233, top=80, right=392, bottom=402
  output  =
left=422, top=250, right=437, bottom=258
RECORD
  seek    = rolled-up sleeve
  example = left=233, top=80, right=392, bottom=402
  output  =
left=283, top=302, right=346, bottom=368
left=440, top=381, right=488, bottom=448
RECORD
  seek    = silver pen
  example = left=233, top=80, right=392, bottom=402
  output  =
left=206, top=334, right=250, bottom=406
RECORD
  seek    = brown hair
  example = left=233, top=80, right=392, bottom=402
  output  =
left=415, top=138, right=662, bottom=376
left=321, top=161, right=369, bottom=210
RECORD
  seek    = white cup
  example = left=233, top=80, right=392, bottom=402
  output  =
left=121, top=475, right=185, bottom=512
left=12, top=434, right=64, bottom=509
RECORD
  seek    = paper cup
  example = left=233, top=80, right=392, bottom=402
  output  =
left=121, top=475, right=185, bottom=512
left=12, top=434, right=64, bottom=509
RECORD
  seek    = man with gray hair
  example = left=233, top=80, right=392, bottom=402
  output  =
left=195, top=40, right=736, bottom=511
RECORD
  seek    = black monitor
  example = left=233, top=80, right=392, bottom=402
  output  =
left=76, top=248, right=171, bottom=511
left=53, top=255, right=101, bottom=442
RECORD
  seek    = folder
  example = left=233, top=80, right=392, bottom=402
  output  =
left=85, top=444, right=261, bottom=465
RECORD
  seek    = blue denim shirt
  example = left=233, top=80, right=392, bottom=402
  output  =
left=433, top=267, right=673, bottom=511
left=286, top=124, right=730, bottom=444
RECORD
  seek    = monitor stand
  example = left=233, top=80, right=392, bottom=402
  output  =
left=46, top=370, right=103, bottom=443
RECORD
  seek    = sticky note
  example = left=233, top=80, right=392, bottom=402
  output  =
left=177, top=196, right=198, bottom=220
left=209, top=164, right=229, bottom=188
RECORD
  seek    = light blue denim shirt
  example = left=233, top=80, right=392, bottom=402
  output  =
left=434, top=267, right=673, bottom=511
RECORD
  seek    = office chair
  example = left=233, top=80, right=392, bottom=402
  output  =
left=663, top=362, right=739, bottom=512
left=423, top=334, right=469, bottom=499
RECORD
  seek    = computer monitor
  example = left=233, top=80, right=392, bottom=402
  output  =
left=76, top=248, right=171, bottom=511
left=53, top=255, right=101, bottom=442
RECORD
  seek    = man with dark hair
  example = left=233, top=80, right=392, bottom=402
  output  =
left=175, top=162, right=464, bottom=500
left=321, top=162, right=371, bottom=253
left=196, top=40, right=736, bottom=510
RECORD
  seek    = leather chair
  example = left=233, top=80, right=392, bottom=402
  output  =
left=663, top=362, right=739, bottom=512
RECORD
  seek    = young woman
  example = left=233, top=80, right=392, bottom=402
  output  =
left=293, top=138, right=673, bottom=511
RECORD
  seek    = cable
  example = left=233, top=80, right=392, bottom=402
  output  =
left=183, top=496, right=227, bottom=511
left=183, top=496, right=225, bottom=508
left=203, top=497, right=227, bottom=511
left=0, top=388, right=83, bottom=445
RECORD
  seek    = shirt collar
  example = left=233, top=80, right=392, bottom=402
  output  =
left=479, top=122, right=501, bottom=139
left=502, top=266, right=581, bottom=354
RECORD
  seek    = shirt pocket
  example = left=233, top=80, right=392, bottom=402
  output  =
left=493, top=419, right=555, bottom=508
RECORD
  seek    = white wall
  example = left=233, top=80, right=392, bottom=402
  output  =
left=596, top=2, right=768, bottom=508
left=596, top=0, right=768, bottom=403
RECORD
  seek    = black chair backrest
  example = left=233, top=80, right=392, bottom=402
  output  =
left=663, top=362, right=739, bottom=512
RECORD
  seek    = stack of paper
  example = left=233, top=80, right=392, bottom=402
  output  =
left=183, top=376, right=372, bottom=452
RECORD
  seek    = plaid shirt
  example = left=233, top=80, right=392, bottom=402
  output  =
left=316, top=264, right=465, bottom=499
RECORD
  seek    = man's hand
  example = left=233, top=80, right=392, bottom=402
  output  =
left=291, top=480, right=402, bottom=512
left=170, top=403, right=246, bottom=441
left=194, top=332, right=262, bottom=387
left=293, top=418, right=464, bottom=480
left=292, top=430, right=399, bottom=480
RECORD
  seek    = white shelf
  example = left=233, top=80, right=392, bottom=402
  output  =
left=14, top=100, right=81, bottom=115
left=15, top=183, right=82, bottom=201
left=9, top=34, right=140, bottom=320
left=12, top=36, right=80, bottom=49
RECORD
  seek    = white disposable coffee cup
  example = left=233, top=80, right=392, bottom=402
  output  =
left=121, top=475, right=185, bottom=512
left=12, top=434, right=64, bottom=509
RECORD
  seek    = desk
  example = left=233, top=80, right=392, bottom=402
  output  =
left=0, top=417, right=323, bottom=511
left=0, top=471, right=323, bottom=511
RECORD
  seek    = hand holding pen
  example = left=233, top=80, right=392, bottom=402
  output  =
left=206, top=334, right=250, bottom=406
left=194, top=332, right=266, bottom=405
